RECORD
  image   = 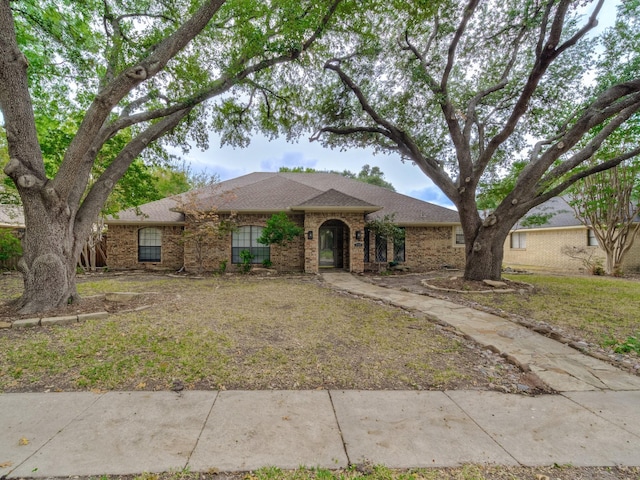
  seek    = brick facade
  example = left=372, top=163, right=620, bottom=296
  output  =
left=364, top=225, right=465, bottom=272
left=503, top=227, right=640, bottom=273
left=182, top=213, right=306, bottom=273
left=106, top=224, right=184, bottom=270
left=107, top=215, right=467, bottom=274
left=303, top=211, right=366, bottom=273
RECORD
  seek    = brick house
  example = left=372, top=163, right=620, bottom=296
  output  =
left=503, top=197, right=640, bottom=273
left=106, top=172, right=465, bottom=273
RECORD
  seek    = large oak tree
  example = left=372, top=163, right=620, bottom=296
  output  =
left=301, top=0, right=640, bottom=280
left=0, top=0, right=342, bottom=313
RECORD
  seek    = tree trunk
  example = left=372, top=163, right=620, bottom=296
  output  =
left=605, top=250, right=615, bottom=276
left=463, top=226, right=508, bottom=281
left=17, top=196, right=82, bottom=314
left=457, top=197, right=514, bottom=282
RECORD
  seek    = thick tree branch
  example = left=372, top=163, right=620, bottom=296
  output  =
left=0, top=0, right=46, bottom=184
left=75, top=107, right=193, bottom=238
left=319, top=63, right=457, bottom=198
left=67, top=0, right=342, bottom=212
left=529, top=84, right=640, bottom=186
left=539, top=145, right=640, bottom=202
left=554, top=0, right=603, bottom=56
left=53, top=0, right=227, bottom=201
left=463, top=24, right=527, bottom=144
left=478, top=0, right=603, bottom=175
left=441, top=0, right=480, bottom=89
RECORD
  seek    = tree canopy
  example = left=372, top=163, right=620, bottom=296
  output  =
left=0, top=0, right=345, bottom=313
left=266, top=0, right=640, bottom=280
left=278, top=163, right=395, bottom=190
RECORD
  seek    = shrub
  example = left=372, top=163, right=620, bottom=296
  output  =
left=0, top=229, right=22, bottom=267
left=239, top=249, right=253, bottom=273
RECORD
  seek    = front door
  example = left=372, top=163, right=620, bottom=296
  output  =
left=319, top=224, right=344, bottom=268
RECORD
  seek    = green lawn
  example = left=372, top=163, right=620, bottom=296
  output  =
left=466, top=274, right=640, bottom=350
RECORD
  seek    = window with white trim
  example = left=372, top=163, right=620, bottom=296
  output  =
left=587, top=229, right=599, bottom=246
left=454, top=226, right=465, bottom=245
left=510, top=232, right=526, bottom=249
left=232, top=226, right=269, bottom=264
left=138, top=227, right=161, bottom=262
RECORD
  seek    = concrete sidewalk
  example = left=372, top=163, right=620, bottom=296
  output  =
left=2, top=389, right=640, bottom=477
left=1, top=272, right=639, bottom=477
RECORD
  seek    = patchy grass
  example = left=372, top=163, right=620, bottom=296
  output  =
left=56, top=464, right=640, bottom=480
left=0, top=274, right=529, bottom=393
left=466, top=274, right=640, bottom=348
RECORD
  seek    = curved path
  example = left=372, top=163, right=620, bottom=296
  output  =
left=322, top=271, right=640, bottom=392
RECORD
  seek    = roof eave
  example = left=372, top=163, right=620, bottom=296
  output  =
left=397, top=221, right=460, bottom=227
left=105, top=220, right=186, bottom=226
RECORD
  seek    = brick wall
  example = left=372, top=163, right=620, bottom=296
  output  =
left=106, top=224, right=184, bottom=270
left=409, top=226, right=466, bottom=270
left=182, top=213, right=306, bottom=273
left=107, top=218, right=470, bottom=275
left=303, top=212, right=366, bottom=273
left=503, top=227, right=640, bottom=273
left=365, top=225, right=465, bottom=272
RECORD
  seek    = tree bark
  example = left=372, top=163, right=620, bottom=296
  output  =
left=17, top=194, right=84, bottom=314
left=463, top=227, right=507, bottom=281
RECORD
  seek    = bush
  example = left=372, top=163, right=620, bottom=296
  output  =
left=0, top=229, right=22, bottom=267
left=239, top=249, right=253, bottom=273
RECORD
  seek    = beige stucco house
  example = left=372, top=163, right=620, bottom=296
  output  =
left=106, top=172, right=465, bottom=274
left=503, top=197, right=640, bottom=274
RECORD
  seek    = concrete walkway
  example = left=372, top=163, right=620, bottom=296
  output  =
left=322, top=272, right=640, bottom=393
left=1, top=272, right=639, bottom=477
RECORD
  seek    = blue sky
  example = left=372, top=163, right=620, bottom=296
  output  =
left=175, top=1, right=619, bottom=209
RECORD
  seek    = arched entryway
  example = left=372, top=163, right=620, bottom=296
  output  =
left=318, top=219, right=348, bottom=268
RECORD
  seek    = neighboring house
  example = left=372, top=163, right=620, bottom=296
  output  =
left=106, top=172, right=465, bottom=274
left=503, top=197, right=640, bottom=273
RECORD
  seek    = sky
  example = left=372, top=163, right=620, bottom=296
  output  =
left=175, top=1, right=619, bottom=210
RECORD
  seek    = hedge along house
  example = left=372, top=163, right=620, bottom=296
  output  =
left=105, top=172, right=464, bottom=274
left=502, top=197, right=640, bottom=274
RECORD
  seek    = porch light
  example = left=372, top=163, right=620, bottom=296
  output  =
left=355, top=230, right=362, bottom=240
left=307, top=230, right=313, bottom=240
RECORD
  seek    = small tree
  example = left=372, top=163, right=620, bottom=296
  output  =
left=175, top=192, right=237, bottom=274
left=568, top=160, right=640, bottom=275
left=78, top=217, right=105, bottom=272
left=365, top=214, right=405, bottom=272
left=257, top=212, right=304, bottom=247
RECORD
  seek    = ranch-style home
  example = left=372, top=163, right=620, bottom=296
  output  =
left=502, top=196, right=640, bottom=274
left=105, top=172, right=466, bottom=274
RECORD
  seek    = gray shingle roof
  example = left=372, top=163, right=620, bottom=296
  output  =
left=107, top=172, right=459, bottom=225
left=295, top=189, right=378, bottom=209
left=515, top=196, right=640, bottom=230
left=515, top=197, right=582, bottom=230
